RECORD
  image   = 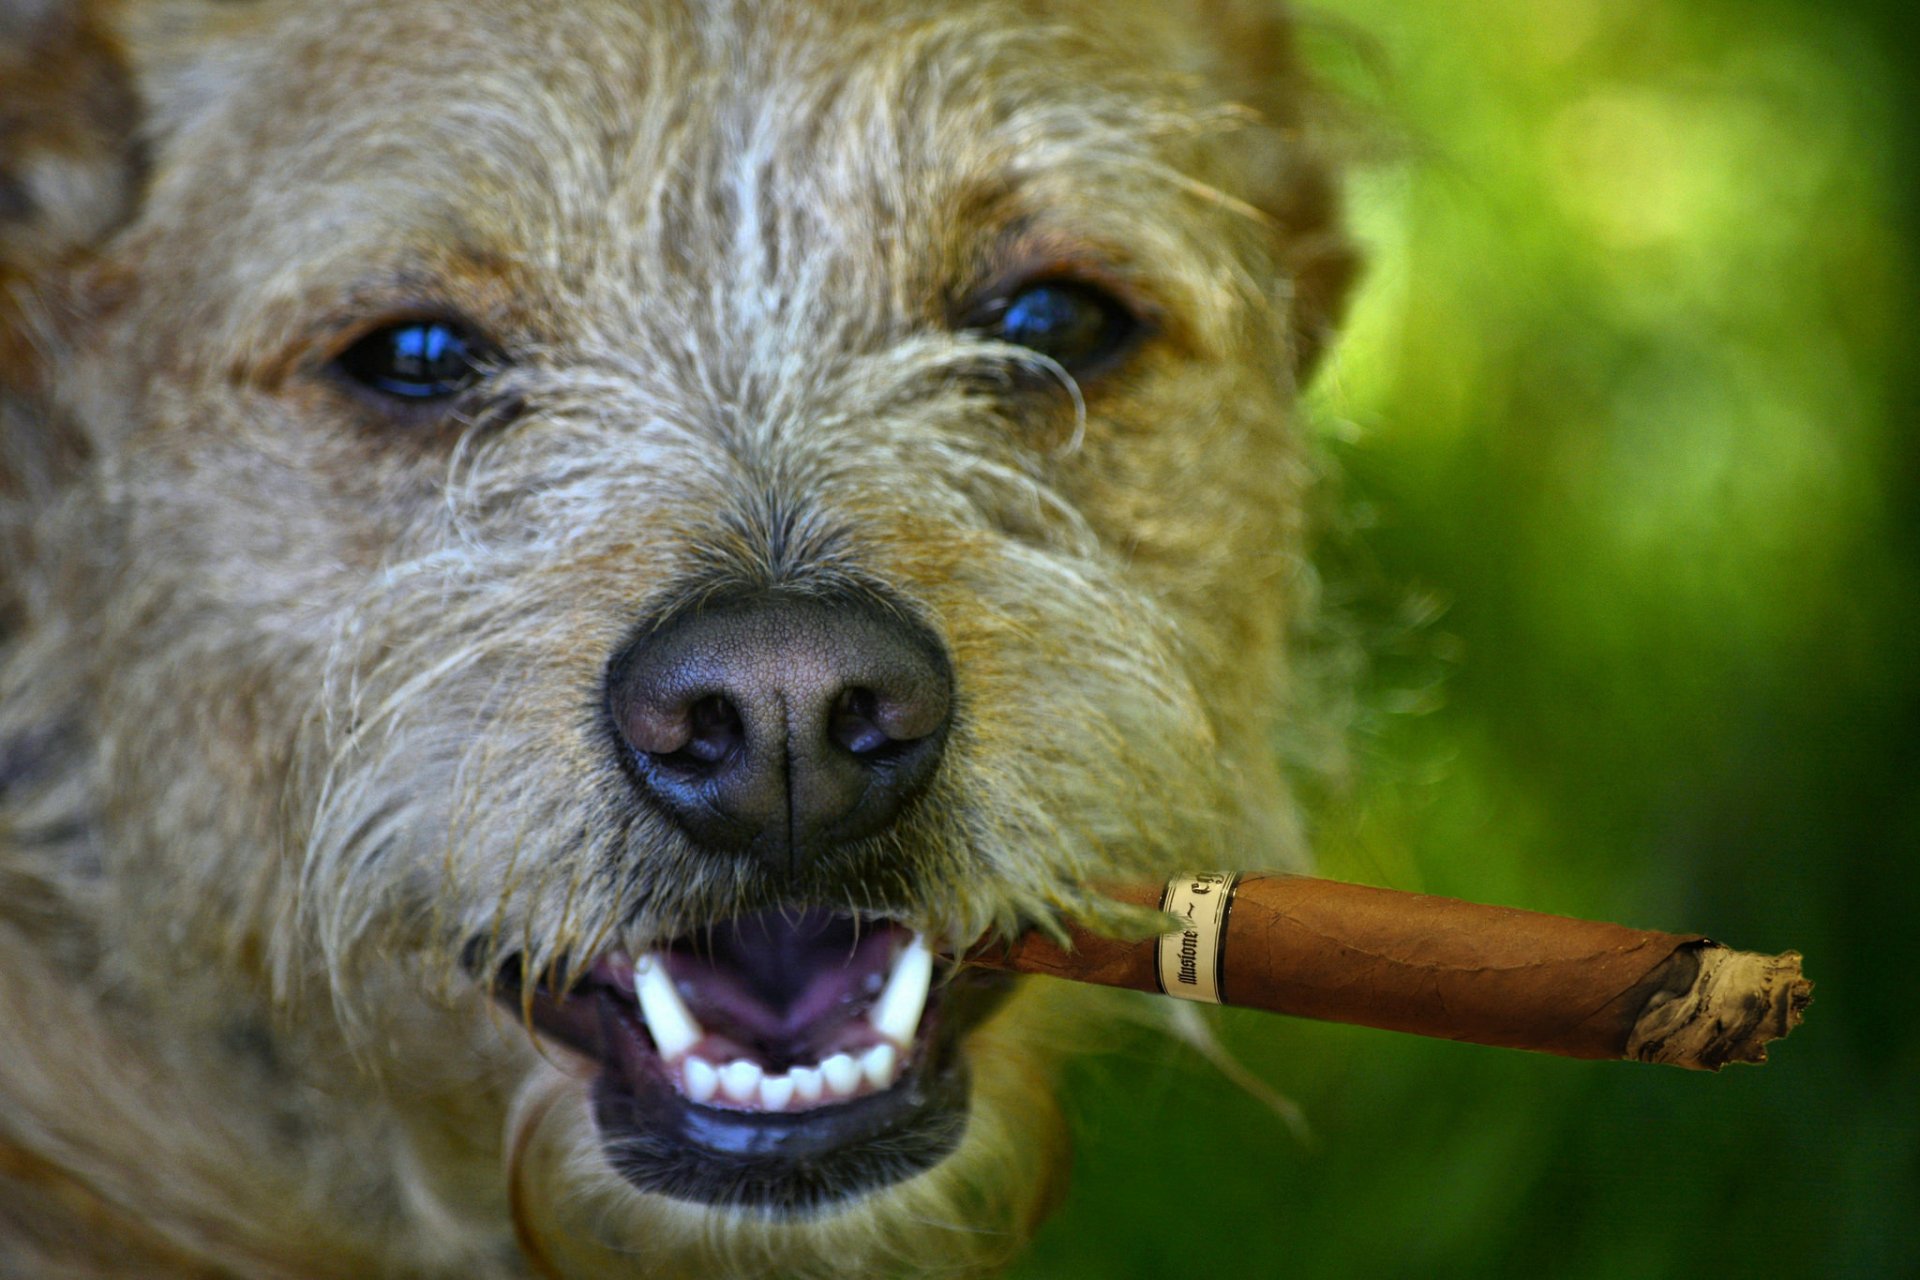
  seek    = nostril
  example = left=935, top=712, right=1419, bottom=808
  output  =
left=829, top=688, right=891, bottom=756
left=683, top=694, right=744, bottom=766
left=614, top=684, right=743, bottom=770
left=870, top=685, right=947, bottom=743
left=829, top=685, right=947, bottom=757
left=621, top=701, right=692, bottom=757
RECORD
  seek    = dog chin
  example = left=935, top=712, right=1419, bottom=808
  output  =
left=502, top=978, right=1071, bottom=1280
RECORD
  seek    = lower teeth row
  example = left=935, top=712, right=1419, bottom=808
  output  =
left=632, top=937, right=931, bottom=1112
left=683, top=1043, right=899, bottom=1111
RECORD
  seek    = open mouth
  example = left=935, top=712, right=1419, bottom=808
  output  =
left=491, top=909, right=1010, bottom=1214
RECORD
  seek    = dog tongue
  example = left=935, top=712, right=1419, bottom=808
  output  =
left=659, top=910, right=904, bottom=1055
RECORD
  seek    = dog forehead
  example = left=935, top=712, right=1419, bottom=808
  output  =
left=147, top=0, right=1196, bottom=245
left=131, top=0, right=1213, bottom=285
left=119, top=0, right=1259, bottom=383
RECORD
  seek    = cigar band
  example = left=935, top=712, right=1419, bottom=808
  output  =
left=1156, top=872, right=1239, bottom=1004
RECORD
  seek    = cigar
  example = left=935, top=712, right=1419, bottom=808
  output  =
left=959, top=874, right=1811, bottom=1070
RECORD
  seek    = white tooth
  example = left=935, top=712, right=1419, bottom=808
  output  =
left=684, top=1056, right=719, bottom=1104
left=821, top=1053, right=861, bottom=1097
left=719, top=1059, right=763, bottom=1104
left=758, top=1073, right=796, bottom=1111
left=634, top=953, right=703, bottom=1061
left=867, top=933, right=933, bottom=1047
left=861, top=1042, right=898, bottom=1090
left=790, top=1065, right=824, bottom=1105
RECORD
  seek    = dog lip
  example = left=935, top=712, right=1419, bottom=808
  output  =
left=503, top=915, right=931, bottom=1101
left=483, top=912, right=1014, bottom=1212
left=588, top=971, right=978, bottom=1213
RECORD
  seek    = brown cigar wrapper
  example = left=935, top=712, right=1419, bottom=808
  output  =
left=959, top=875, right=1811, bottom=1070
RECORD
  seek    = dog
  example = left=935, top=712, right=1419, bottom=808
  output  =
left=0, top=0, right=1354, bottom=1274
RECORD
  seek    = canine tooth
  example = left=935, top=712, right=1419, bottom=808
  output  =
left=861, top=1042, right=898, bottom=1090
left=790, top=1065, right=824, bottom=1105
left=868, top=933, right=933, bottom=1047
left=684, top=1056, right=719, bottom=1104
left=634, top=954, right=702, bottom=1060
left=719, top=1059, right=763, bottom=1104
left=820, top=1053, right=860, bottom=1097
left=759, top=1073, right=796, bottom=1111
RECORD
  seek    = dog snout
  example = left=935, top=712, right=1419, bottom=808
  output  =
left=609, top=591, right=953, bottom=865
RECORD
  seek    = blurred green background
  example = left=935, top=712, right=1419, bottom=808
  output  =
left=1015, top=0, right=1918, bottom=1275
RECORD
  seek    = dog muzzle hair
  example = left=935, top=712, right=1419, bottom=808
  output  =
left=497, top=587, right=991, bottom=1212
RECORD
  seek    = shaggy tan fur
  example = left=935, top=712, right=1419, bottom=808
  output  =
left=0, top=1, right=1352, bottom=1275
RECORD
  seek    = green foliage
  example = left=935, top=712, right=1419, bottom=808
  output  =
left=1016, top=0, right=1918, bottom=1274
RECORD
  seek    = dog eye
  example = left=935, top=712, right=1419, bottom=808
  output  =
left=335, top=319, right=493, bottom=400
left=986, top=281, right=1140, bottom=372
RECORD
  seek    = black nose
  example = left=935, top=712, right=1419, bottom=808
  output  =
left=608, top=591, right=953, bottom=865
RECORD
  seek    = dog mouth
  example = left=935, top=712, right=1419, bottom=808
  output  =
left=491, top=909, right=1009, bottom=1213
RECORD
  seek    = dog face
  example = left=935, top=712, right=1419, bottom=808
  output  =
left=0, top=1, right=1350, bottom=1274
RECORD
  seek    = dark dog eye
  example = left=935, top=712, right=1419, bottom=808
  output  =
left=335, top=320, right=492, bottom=400
left=987, top=282, right=1140, bottom=372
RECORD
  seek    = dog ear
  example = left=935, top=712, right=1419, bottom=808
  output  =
left=1, top=1, right=143, bottom=406
left=0, top=1, right=142, bottom=287
left=1, top=2, right=142, bottom=591
left=1182, top=0, right=1361, bottom=383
